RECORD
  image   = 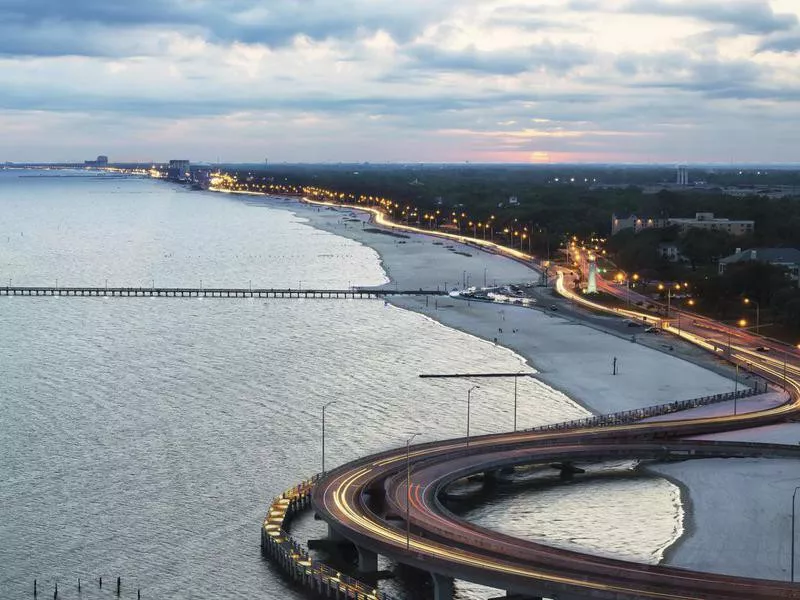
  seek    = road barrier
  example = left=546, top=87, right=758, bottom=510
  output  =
left=261, top=475, right=397, bottom=600
left=529, top=387, right=765, bottom=433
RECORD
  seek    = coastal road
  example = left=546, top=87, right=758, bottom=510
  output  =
left=300, top=195, right=800, bottom=598
left=314, top=300, right=800, bottom=600
left=314, top=400, right=800, bottom=599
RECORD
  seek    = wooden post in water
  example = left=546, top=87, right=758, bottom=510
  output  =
left=99, top=577, right=102, bottom=589
left=78, top=578, right=81, bottom=591
left=34, top=579, right=37, bottom=597
left=117, top=576, right=121, bottom=595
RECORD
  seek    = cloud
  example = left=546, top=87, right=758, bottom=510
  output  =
left=0, top=0, right=454, bottom=56
left=758, top=31, right=800, bottom=53
left=622, top=0, right=798, bottom=35
left=405, top=42, right=592, bottom=76
left=0, top=0, right=798, bottom=162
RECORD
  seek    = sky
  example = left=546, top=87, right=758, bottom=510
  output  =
left=1, top=0, right=799, bottom=164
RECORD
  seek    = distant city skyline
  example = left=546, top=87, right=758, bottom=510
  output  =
left=1, top=0, right=798, bottom=164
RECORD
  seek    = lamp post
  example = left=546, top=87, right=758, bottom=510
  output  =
left=466, top=385, right=480, bottom=447
left=792, top=486, right=800, bottom=582
left=513, top=371, right=524, bottom=432
left=744, top=298, right=760, bottom=334
left=321, top=401, right=336, bottom=474
left=406, top=432, right=421, bottom=550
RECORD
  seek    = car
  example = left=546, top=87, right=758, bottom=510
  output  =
left=645, top=327, right=661, bottom=334
left=549, top=305, right=558, bottom=311
left=626, top=321, right=642, bottom=328
left=756, top=346, right=770, bottom=353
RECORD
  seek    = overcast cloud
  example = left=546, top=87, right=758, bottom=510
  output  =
left=0, top=0, right=798, bottom=163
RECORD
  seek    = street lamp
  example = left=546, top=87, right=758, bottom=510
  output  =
left=792, top=486, right=800, bottom=582
left=744, top=298, right=760, bottom=334
left=405, top=432, right=421, bottom=550
left=321, top=401, right=336, bottom=474
left=466, top=385, right=480, bottom=447
left=513, top=371, right=524, bottom=432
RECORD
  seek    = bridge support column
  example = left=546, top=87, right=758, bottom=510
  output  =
left=356, top=546, right=378, bottom=573
left=431, top=572, right=454, bottom=600
left=327, top=524, right=345, bottom=541
left=484, top=469, right=499, bottom=488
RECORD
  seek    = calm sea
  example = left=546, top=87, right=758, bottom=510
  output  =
left=0, top=171, right=680, bottom=599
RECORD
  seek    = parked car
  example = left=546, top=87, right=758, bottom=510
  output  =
left=756, top=346, right=770, bottom=353
left=550, top=305, right=558, bottom=311
left=645, top=327, right=661, bottom=334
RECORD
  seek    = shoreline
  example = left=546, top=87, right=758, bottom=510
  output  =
left=221, top=191, right=744, bottom=568
left=244, top=194, right=735, bottom=411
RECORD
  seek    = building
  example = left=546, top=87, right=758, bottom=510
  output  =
left=84, top=155, right=109, bottom=167
left=612, top=212, right=754, bottom=237
left=611, top=214, right=669, bottom=235
left=191, top=169, right=211, bottom=190
left=658, top=242, right=683, bottom=263
left=718, top=248, right=800, bottom=284
left=167, top=160, right=190, bottom=182
left=669, top=212, right=754, bottom=237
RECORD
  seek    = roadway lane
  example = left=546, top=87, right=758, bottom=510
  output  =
left=383, top=441, right=800, bottom=599
left=301, top=198, right=800, bottom=598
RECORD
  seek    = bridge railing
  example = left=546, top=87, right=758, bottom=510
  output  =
left=261, top=475, right=399, bottom=600
left=527, top=386, right=766, bottom=434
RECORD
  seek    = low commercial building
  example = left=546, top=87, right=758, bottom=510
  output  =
left=612, top=212, right=754, bottom=237
left=669, top=212, right=754, bottom=236
left=611, top=214, right=668, bottom=235
left=718, top=248, right=800, bottom=284
left=167, top=160, right=190, bottom=182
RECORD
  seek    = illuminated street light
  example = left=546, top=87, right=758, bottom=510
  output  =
left=743, top=298, right=760, bottom=333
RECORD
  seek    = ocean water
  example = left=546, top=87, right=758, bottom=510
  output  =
left=0, top=171, right=680, bottom=599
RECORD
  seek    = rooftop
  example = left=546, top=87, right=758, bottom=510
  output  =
left=720, top=248, right=800, bottom=264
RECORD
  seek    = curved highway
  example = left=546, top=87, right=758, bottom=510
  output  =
left=312, top=281, right=800, bottom=599
left=314, top=415, right=800, bottom=599
left=298, top=195, right=800, bottom=598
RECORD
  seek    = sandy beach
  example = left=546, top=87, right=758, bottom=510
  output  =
left=244, top=194, right=791, bottom=581
left=275, top=198, right=736, bottom=415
